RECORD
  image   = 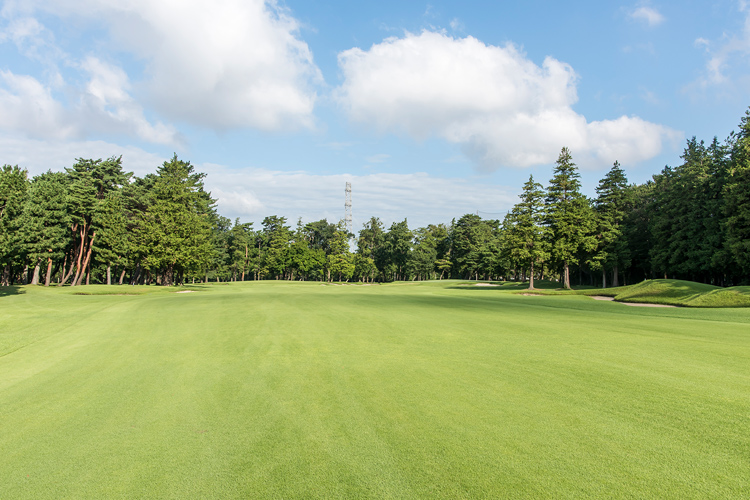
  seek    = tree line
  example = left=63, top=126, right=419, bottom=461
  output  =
left=1, top=109, right=749, bottom=288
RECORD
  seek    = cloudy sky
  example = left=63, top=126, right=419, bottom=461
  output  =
left=1, top=0, right=748, bottom=228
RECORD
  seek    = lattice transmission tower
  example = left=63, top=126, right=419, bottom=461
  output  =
left=345, top=182, right=352, bottom=234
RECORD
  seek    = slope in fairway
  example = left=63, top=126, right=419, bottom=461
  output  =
left=1, top=282, right=749, bottom=498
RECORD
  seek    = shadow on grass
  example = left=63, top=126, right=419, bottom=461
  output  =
left=447, top=280, right=569, bottom=292
left=0, top=285, right=26, bottom=297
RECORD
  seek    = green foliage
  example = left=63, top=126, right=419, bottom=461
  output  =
left=0, top=165, right=29, bottom=284
left=19, top=172, right=69, bottom=285
left=135, top=155, right=214, bottom=285
left=545, top=148, right=597, bottom=288
left=725, top=110, right=750, bottom=276
left=4, top=107, right=750, bottom=287
left=503, top=175, right=547, bottom=288
left=261, top=215, right=291, bottom=279
left=591, top=161, right=630, bottom=286
left=451, top=214, right=501, bottom=280
left=326, top=225, right=355, bottom=281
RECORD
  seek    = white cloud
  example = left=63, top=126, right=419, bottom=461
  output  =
left=0, top=62, right=180, bottom=145
left=0, top=16, right=64, bottom=65
left=0, top=134, right=165, bottom=176
left=78, top=57, right=180, bottom=144
left=693, top=3, right=750, bottom=88
left=0, top=133, right=516, bottom=229
left=0, top=71, right=74, bottom=139
left=200, top=163, right=516, bottom=228
left=336, top=31, right=679, bottom=170
left=629, top=6, right=665, bottom=27
left=3, top=0, right=321, bottom=131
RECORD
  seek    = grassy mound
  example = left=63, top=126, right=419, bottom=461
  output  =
left=578, top=279, right=750, bottom=307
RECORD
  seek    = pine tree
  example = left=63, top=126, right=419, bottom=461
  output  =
left=593, top=161, right=630, bottom=287
left=724, top=109, right=750, bottom=280
left=93, top=191, right=129, bottom=285
left=20, top=172, right=69, bottom=286
left=504, top=175, right=547, bottom=289
left=135, top=155, right=214, bottom=286
left=261, top=216, right=291, bottom=279
left=545, top=147, right=597, bottom=289
left=0, top=165, right=29, bottom=285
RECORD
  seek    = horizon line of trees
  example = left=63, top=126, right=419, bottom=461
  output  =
left=1, top=109, right=750, bottom=288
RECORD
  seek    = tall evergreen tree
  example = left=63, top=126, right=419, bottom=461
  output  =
left=261, top=215, right=291, bottom=279
left=93, top=190, right=129, bottom=285
left=725, top=109, right=750, bottom=280
left=63, top=157, right=131, bottom=286
left=545, top=147, right=597, bottom=289
left=0, top=165, right=29, bottom=285
left=20, top=172, right=69, bottom=286
left=381, top=220, right=412, bottom=281
left=135, top=155, right=214, bottom=286
left=593, top=161, right=630, bottom=287
left=504, top=175, right=547, bottom=289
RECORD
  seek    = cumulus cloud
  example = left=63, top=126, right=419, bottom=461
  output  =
left=3, top=0, right=320, bottom=131
left=629, top=6, right=665, bottom=27
left=0, top=62, right=180, bottom=145
left=336, top=31, right=679, bottom=170
left=0, top=71, right=74, bottom=139
left=78, top=57, right=179, bottom=144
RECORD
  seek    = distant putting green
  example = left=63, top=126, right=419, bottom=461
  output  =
left=1, top=281, right=749, bottom=498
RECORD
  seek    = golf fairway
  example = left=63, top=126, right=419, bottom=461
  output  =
left=1, top=281, right=748, bottom=498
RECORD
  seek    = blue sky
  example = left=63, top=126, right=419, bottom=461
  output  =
left=1, top=0, right=748, bottom=229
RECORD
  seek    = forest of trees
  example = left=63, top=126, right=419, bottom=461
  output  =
left=1, top=109, right=750, bottom=288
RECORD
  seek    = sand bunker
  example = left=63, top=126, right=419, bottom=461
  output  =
left=474, top=283, right=499, bottom=287
left=591, top=296, right=615, bottom=301
left=175, top=290, right=196, bottom=294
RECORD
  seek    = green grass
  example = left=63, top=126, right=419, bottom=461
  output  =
left=574, top=279, right=750, bottom=307
left=1, top=281, right=749, bottom=498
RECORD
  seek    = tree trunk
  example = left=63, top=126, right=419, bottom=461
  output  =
left=564, top=261, right=571, bottom=289
left=1, top=265, right=9, bottom=286
left=528, top=261, right=535, bottom=290
left=31, top=262, right=41, bottom=285
left=612, top=264, right=620, bottom=287
left=107, top=265, right=111, bottom=285
left=602, top=268, right=607, bottom=289
left=45, top=257, right=54, bottom=286
left=71, top=226, right=87, bottom=287
left=22, top=265, right=28, bottom=284
left=75, top=231, right=96, bottom=286
left=119, top=269, right=126, bottom=285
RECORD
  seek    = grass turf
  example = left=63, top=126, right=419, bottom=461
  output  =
left=573, top=279, right=750, bottom=307
left=1, top=281, right=749, bottom=498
